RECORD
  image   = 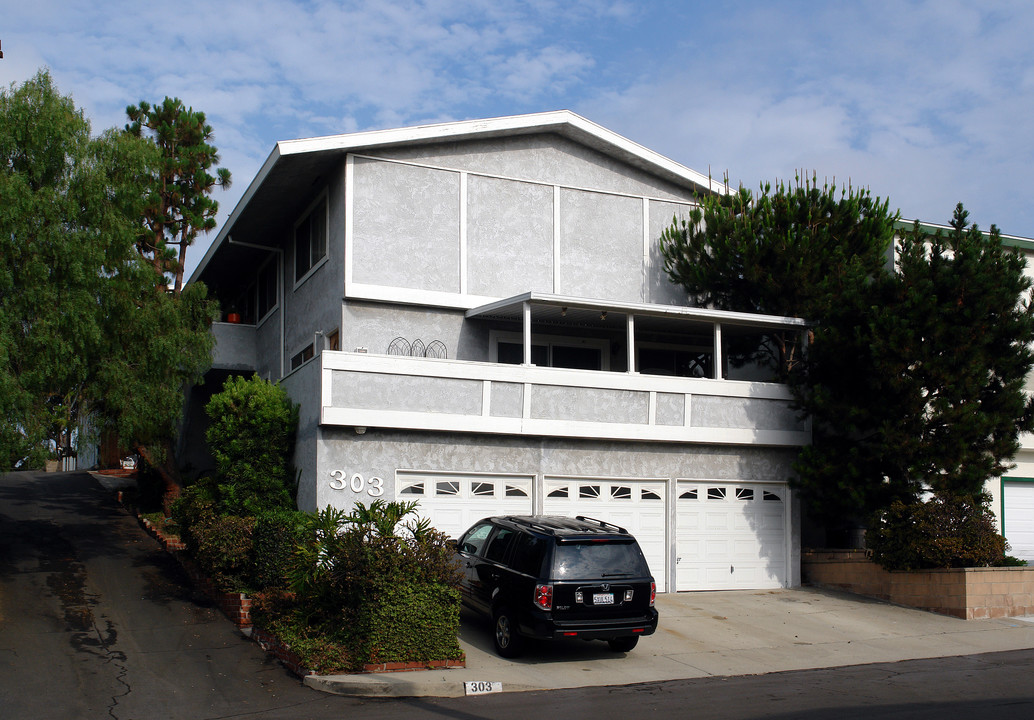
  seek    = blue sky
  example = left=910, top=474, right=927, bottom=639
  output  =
left=4, top=0, right=1034, bottom=278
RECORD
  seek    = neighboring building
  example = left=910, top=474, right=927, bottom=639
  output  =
left=187, top=110, right=815, bottom=593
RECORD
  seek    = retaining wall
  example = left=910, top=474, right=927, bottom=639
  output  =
left=802, top=549, right=1034, bottom=619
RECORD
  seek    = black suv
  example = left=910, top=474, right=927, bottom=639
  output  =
left=453, top=515, right=658, bottom=658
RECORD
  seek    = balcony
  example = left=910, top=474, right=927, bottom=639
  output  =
left=211, top=321, right=258, bottom=371
left=320, top=351, right=809, bottom=447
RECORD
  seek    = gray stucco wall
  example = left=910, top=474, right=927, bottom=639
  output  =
left=340, top=301, right=490, bottom=361
left=348, top=135, right=700, bottom=306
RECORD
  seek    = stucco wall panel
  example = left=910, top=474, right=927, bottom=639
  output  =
left=467, top=175, right=554, bottom=296
left=351, top=158, right=460, bottom=292
left=530, top=385, right=650, bottom=424
left=332, top=370, right=482, bottom=415
left=559, top=189, right=642, bottom=301
left=341, top=302, right=489, bottom=361
left=490, top=381, right=524, bottom=418
left=648, top=200, right=696, bottom=306
left=692, top=395, right=805, bottom=432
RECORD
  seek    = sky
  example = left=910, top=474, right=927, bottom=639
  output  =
left=3, top=0, right=1034, bottom=279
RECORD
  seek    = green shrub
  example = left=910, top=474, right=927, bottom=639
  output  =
left=190, top=513, right=256, bottom=592
left=281, top=500, right=464, bottom=668
left=867, top=494, right=1008, bottom=571
left=250, top=508, right=308, bottom=590
left=204, top=374, right=299, bottom=516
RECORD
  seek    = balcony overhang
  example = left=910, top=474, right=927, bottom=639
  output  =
left=465, top=292, right=809, bottom=332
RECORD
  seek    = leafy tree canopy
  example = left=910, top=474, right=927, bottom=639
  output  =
left=0, top=70, right=149, bottom=469
left=660, top=174, right=897, bottom=376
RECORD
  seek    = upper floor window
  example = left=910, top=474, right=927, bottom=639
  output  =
left=295, top=194, right=328, bottom=283
left=491, top=331, right=607, bottom=371
left=257, top=256, right=278, bottom=321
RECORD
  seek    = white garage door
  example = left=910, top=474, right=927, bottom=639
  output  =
left=543, top=477, right=667, bottom=592
left=1003, top=480, right=1034, bottom=563
left=396, top=472, right=533, bottom=540
left=676, top=481, right=788, bottom=591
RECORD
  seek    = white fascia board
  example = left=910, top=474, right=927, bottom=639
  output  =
left=896, top=218, right=1034, bottom=251
left=188, top=144, right=284, bottom=284
left=466, top=291, right=809, bottom=329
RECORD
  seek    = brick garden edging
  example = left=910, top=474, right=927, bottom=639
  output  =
left=132, top=506, right=466, bottom=676
left=803, top=549, right=1034, bottom=619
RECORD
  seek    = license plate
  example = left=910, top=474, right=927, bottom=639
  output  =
left=593, top=592, right=614, bottom=605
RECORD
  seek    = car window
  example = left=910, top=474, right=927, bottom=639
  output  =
left=482, top=527, right=516, bottom=564
left=459, top=522, right=493, bottom=555
left=552, top=539, right=651, bottom=580
left=510, top=533, right=549, bottom=576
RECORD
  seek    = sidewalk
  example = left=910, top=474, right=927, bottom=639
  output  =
left=305, top=587, right=1034, bottom=698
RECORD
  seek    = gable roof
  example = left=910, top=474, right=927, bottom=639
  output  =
left=190, top=110, right=723, bottom=286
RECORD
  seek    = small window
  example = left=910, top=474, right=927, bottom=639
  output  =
left=679, top=489, right=698, bottom=500
left=291, top=343, right=314, bottom=370
left=707, top=487, right=727, bottom=501
left=472, top=481, right=495, bottom=497
left=327, top=329, right=340, bottom=351
left=641, top=488, right=662, bottom=501
left=547, top=487, right=569, bottom=498
left=295, top=195, right=327, bottom=282
left=436, top=480, right=459, bottom=496
left=505, top=484, right=530, bottom=497
left=257, top=257, right=277, bottom=320
left=763, top=490, right=782, bottom=502
left=399, top=481, right=424, bottom=496
left=611, top=485, right=632, bottom=500
left=736, top=488, right=755, bottom=501
left=579, top=485, right=601, bottom=499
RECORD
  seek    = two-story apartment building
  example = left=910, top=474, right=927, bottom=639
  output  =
left=186, top=111, right=816, bottom=593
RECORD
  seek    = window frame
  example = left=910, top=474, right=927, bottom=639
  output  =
left=293, top=191, right=329, bottom=288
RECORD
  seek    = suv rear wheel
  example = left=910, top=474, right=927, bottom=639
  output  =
left=607, top=636, right=639, bottom=652
left=493, top=605, right=524, bottom=658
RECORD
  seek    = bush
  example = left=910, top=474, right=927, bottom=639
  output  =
left=251, top=508, right=308, bottom=591
left=867, top=494, right=1009, bottom=571
left=204, top=374, right=298, bottom=516
left=279, top=500, right=464, bottom=669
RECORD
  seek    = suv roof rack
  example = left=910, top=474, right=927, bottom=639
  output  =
left=502, top=515, right=630, bottom=536
left=575, top=515, right=628, bottom=534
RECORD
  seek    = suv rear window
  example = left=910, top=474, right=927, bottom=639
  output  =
left=552, top=539, right=651, bottom=580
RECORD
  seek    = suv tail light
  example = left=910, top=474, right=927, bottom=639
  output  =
left=534, top=583, right=553, bottom=611
left=650, top=582, right=656, bottom=607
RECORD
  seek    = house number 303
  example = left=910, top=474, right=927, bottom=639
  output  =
left=329, top=470, right=384, bottom=496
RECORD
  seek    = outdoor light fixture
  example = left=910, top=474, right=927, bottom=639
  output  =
left=600, top=311, right=608, bottom=320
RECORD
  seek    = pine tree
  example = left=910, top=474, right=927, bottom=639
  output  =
left=794, top=205, right=1034, bottom=521
left=660, top=174, right=896, bottom=377
left=125, top=97, right=231, bottom=293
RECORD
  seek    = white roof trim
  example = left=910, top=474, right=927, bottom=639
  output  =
left=466, top=292, right=809, bottom=328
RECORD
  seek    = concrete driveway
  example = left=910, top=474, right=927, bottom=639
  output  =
left=310, top=586, right=1034, bottom=697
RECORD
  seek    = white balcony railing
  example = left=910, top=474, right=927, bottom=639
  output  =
left=320, top=351, right=809, bottom=447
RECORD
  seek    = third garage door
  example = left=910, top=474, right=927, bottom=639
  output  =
left=676, top=481, right=788, bottom=591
